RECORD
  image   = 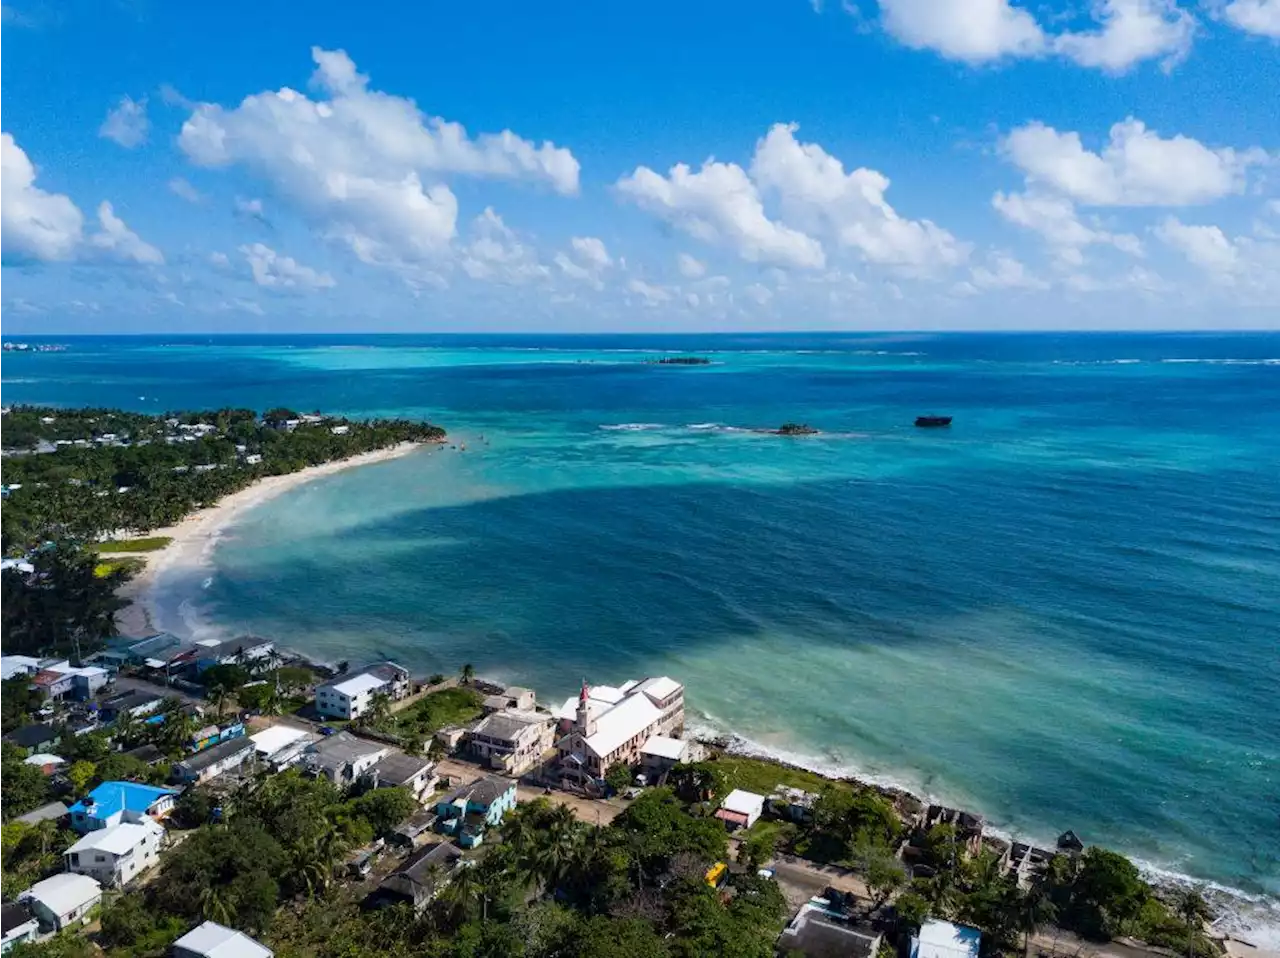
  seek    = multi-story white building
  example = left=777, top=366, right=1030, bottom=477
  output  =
left=554, top=676, right=686, bottom=784
left=315, top=662, right=410, bottom=720
left=469, top=711, right=554, bottom=776
left=63, top=819, right=164, bottom=887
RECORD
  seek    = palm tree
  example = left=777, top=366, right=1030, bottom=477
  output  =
left=460, top=663, right=475, bottom=685
left=112, top=708, right=140, bottom=747
left=1018, top=878, right=1058, bottom=958
left=1176, top=890, right=1209, bottom=958
left=199, top=883, right=233, bottom=925
left=442, top=861, right=487, bottom=923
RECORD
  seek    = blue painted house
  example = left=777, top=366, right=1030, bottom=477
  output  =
left=434, top=776, right=516, bottom=848
left=68, top=782, right=179, bottom=834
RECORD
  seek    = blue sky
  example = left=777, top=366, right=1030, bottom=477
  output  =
left=2, top=0, right=1278, bottom=332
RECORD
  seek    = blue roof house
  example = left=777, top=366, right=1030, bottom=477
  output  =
left=434, top=776, right=516, bottom=848
left=68, top=782, right=179, bottom=834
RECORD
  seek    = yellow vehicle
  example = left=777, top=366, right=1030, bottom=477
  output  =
left=704, top=862, right=728, bottom=888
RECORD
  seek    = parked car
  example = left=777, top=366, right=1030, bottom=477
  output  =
left=319, top=725, right=337, bottom=736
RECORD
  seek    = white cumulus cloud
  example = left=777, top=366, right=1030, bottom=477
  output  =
left=1002, top=118, right=1266, bottom=206
left=1052, top=0, right=1195, bottom=72
left=616, top=154, right=826, bottom=270
left=459, top=208, right=549, bottom=285
left=628, top=278, right=673, bottom=304
left=750, top=123, right=969, bottom=275
left=2, top=133, right=84, bottom=261
left=570, top=236, right=611, bottom=268
left=992, top=190, right=1142, bottom=264
left=178, top=47, right=580, bottom=268
left=90, top=202, right=164, bottom=265
left=878, top=0, right=1045, bottom=63
left=1223, top=0, right=1280, bottom=38
left=239, top=242, right=335, bottom=289
left=99, top=95, right=150, bottom=149
left=874, top=0, right=1197, bottom=72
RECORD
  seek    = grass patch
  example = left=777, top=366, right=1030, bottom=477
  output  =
left=709, top=755, right=850, bottom=797
left=743, top=818, right=797, bottom=847
left=94, top=557, right=145, bottom=578
left=390, top=686, right=484, bottom=736
left=94, top=536, right=173, bottom=553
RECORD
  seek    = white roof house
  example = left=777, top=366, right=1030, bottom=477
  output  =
left=22, top=873, right=102, bottom=930
left=331, top=673, right=386, bottom=698
left=583, top=693, right=662, bottom=759
left=640, top=735, right=688, bottom=761
left=66, top=819, right=162, bottom=858
left=912, top=920, right=982, bottom=958
left=173, top=920, right=273, bottom=958
left=1, top=655, right=41, bottom=680
left=64, top=818, right=165, bottom=887
left=715, top=789, right=767, bottom=829
left=24, top=753, right=66, bottom=767
left=249, top=725, right=310, bottom=758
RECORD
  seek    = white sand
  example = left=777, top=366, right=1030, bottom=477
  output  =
left=113, top=442, right=425, bottom=637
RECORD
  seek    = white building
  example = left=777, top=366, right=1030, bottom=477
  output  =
left=639, top=734, right=691, bottom=779
left=64, top=818, right=164, bottom=887
left=315, top=662, right=409, bottom=720
left=554, top=676, right=686, bottom=783
left=173, top=921, right=273, bottom=958
left=21, top=873, right=102, bottom=932
left=249, top=725, right=315, bottom=770
left=2, top=902, right=39, bottom=952
left=304, top=732, right=390, bottom=785
left=911, top=920, right=982, bottom=958
left=715, top=789, right=766, bottom=830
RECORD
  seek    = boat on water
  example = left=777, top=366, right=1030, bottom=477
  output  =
left=914, top=415, right=953, bottom=427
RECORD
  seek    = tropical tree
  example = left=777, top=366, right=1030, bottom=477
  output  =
left=66, top=760, right=97, bottom=795
left=1018, top=877, right=1059, bottom=958
left=460, top=663, right=476, bottom=685
left=1176, top=890, right=1210, bottom=958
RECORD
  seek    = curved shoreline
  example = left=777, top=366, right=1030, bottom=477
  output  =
left=113, top=441, right=426, bottom=637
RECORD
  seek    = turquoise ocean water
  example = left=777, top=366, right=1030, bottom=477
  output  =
left=3, top=333, right=1278, bottom=937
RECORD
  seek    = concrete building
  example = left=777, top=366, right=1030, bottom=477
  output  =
left=1, top=902, right=38, bottom=953
left=173, top=737, right=257, bottom=785
left=314, top=662, right=409, bottom=720
left=639, top=735, right=691, bottom=779
left=172, top=921, right=273, bottom=958
left=191, top=636, right=275, bottom=673
left=2, top=724, right=60, bottom=756
left=249, top=725, right=315, bottom=770
left=911, top=920, right=982, bottom=958
left=64, top=818, right=164, bottom=887
left=553, top=676, right=686, bottom=785
left=371, top=752, right=438, bottom=800
left=100, top=691, right=165, bottom=722
left=716, top=789, right=766, bottom=830
left=0, top=655, right=41, bottom=681
left=20, top=873, right=101, bottom=932
left=303, top=732, right=389, bottom=785
left=468, top=710, right=554, bottom=776
left=777, top=902, right=882, bottom=958
left=68, top=782, right=178, bottom=834
left=434, top=777, right=517, bottom=848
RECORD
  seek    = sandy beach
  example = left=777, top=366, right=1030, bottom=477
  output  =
left=113, top=442, right=426, bottom=638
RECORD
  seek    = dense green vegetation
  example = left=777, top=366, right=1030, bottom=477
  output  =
left=0, top=405, right=443, bottom=659
left=2, top=405, right=444, bottom=551
left=378, top=686, right=485, bottom=744
left=85, top=783, right=785, bottom=958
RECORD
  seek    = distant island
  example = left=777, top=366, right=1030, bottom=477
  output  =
left=647, top=356, right=711, bottom=365
left=772, top=422, right=820, bottom=436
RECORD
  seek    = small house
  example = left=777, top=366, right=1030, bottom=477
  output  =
left=639, top=735, right=690, bottom=779
left=173, top=737, right=256, bottom=785
left=172, top=920, right=274, bottom=958
left=372, top=841, right=464, bottom=911
left=31, top=668, right=75, bottom=700
left=123, top=744, right=167, bottom=767
left=22, top=753, right=66, bottom=775
left=249, top=725, right=315, bottom=770
left=303, top=732, right=389, bottom=785
left=21, top=873, right=102, bottom=932
left=15, top=801, right=69, bottom=827
left=390, top=808, right=439, bottom=848
left=2, top=723, right=60, bottom=756
left=371, top=752, right=438, bottom=800
left=1, top=902, right=39, bottom=953
left=64, top=818, right=165, bottom=887
left=69, top=782, right=179, bottom=833
left=434, top=776, right=516, bottom=848
left=715, top=789, right=766, bottom=830
left=777, top=902, right=882, bottom=958
left=911, top=919, right=982, bottom=958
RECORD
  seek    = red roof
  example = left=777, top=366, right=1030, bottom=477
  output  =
left=715, top=808, right=749, bottom=827
left=31, top=670, right=67, bottom=687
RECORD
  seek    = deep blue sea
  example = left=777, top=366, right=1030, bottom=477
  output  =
left=4, top=333, right=1278, bottom=938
